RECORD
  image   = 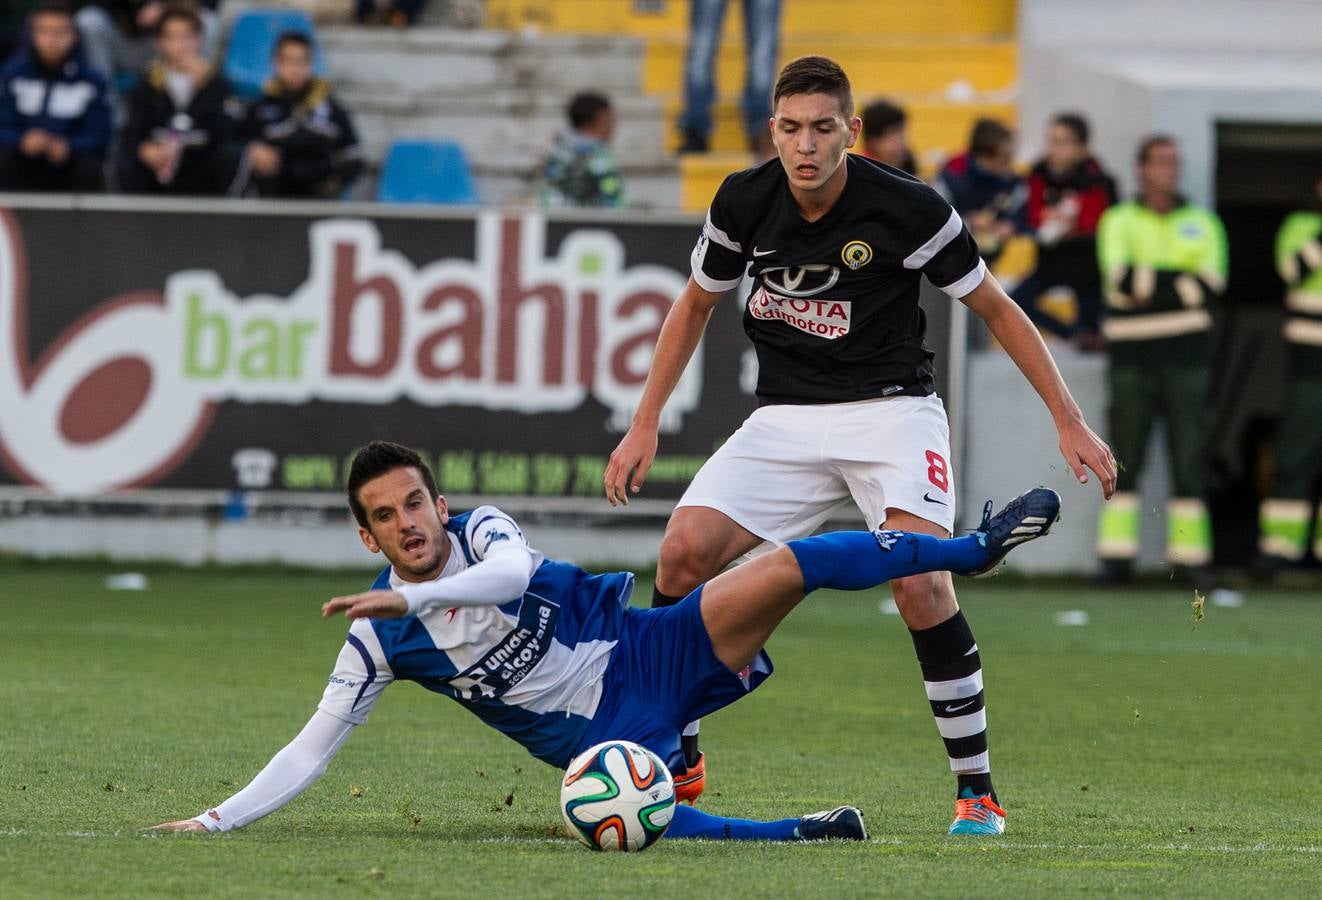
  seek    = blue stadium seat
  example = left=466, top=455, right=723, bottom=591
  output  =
left=377, top=140, right=480, bottom=205
left=225, top=10, right=325, bottom=99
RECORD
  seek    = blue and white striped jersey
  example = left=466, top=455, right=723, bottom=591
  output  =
left=317, top=507, right=635, bottom=766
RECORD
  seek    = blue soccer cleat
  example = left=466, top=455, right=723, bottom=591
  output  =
left=795, top=805, right=867, bottom=841
left=961, top=487, right=1062, bottom=577
left=948, top=787, right=1006, bottom=835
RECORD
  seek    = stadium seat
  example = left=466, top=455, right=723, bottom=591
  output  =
left=224, top=10, right=325, bottom=99
left=376, top=140, right=480, bottom=205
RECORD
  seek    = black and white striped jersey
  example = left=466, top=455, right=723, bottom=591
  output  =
left=691, top=154, right=985, bottom=405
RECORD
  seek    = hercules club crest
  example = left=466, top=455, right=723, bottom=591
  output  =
left=841, top=240, right=873, bottom=271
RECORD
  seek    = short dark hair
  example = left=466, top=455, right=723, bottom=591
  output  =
left=273, top=30, right=312, bottom=56
left=28, top=0, right=74, bottom=21
left=970, top=118, right=1013, bottom=158
left=1137, top=133, right=1177, bottom=165
left=1051, top=112, right=1090, bottom=146
left=568, top=91, right=611, bottom=130
left=773, top=55, right=853, bottom=119
left=157, top=4, right=203, bottom=36
left=861, top=100, right=906, bottom=140
left=346, top=441, right=440, bottom=529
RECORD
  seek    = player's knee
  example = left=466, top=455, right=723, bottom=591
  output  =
left=656, top=529, right=721, bottom=594
left=890, top=571, right=954, bottom=619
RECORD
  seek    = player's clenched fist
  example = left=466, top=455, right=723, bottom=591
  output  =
left=604, top=424, right=658, bottom=507
left=322, top=590, right=408, bottom=620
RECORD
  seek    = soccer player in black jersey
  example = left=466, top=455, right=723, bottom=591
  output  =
left=604, top=56, right=1116, bottom=835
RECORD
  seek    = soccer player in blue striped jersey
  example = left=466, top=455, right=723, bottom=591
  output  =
left=153, top=441, right=1058, bottom=840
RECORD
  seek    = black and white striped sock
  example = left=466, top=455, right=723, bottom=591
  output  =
left=910, top=610, right=995, bottom=799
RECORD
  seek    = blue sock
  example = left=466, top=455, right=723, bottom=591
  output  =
left=667, top=804, right=801, bottom=841
left=787, top=530, right=987, bottom=594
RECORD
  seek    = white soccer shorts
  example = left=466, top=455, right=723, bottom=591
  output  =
left=675, top=395, right=956, bottom=541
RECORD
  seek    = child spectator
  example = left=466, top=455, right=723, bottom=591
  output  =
left=0, top=0, right=110, bottom=190
left=115, top=4, right=238, bottom=194
left=858, top=99, right=916, bottom=175
left=934, top=118, right=1025, bottom=264
left=1014, top=112, right=1117, bottom=350
left=239, top=31, right=362, bottom=199
left=537, top=91, right=624, bottom=209
left=76, top=0, right=218, bottom=91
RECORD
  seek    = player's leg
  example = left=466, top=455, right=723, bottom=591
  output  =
left=668, top=802, right=866, bottom=842
left=657, top=406, right=848, bottom=779
left=880, top=508, right=1006, bottom=833
left=697, top=500, right=1057, bottom=674
left=1097, top=358, right=1158, bottom=582
left=654, top=506, right=764, bottom=604
left=653, top=506, right=762, bottom=789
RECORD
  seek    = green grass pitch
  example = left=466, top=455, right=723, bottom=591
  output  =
left=3, top=557, right=1321, bottom=897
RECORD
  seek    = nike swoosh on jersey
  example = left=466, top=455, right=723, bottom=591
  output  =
left=923, top=492, right=949, bottom=506
left=752, top=247, right=776, bottom=257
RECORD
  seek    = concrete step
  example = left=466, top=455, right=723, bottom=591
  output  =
left=475, top=167, right=681, bottom=209
left=663, top=95, right=1017, bottom=158
left=643, top=37, right=1018, bottom=98
left=319, top=25, right=645, bottom=95
left=485, top=0, right=1017, bottom=39
left=338, top=86, right=673, bottom=169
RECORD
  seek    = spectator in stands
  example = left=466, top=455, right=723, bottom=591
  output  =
left=1013, top=112, right=1117, bottom=351
left=537, top=90, right=624, bottom=209
left=1258, top=173, right=1322, bottom=567
left=239, top=32, right=362, bottom=200
left=934, top=118, right=1025, bottom=265
left=1094, top=134, right=1226, bottom=584
left=677, top=0, right=782, bottom=159
left=0, top=0, right=110, bottom=190
left=858, top=99, right=916, bottom=175
left=115, top=4, right=239, bottom=194
left=354, top=0, right=427, bottom=27
left=75, top=0, right=218, bottom=91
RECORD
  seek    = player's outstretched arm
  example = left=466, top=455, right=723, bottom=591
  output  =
left=605, top=278, right=725, bottom=506
left=961, top=273, right=1117, bottom=498
left=151, top=710, right=356, bottom=833
left=324, top=543, right=538, bottom=620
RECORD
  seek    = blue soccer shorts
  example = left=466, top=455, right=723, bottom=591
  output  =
left=577, top=587, right=774, bottom=773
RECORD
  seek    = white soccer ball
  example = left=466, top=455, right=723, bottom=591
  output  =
left=560, top=740, right=676, bottom=852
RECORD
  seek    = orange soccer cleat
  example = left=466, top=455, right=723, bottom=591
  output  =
left=673, top=752, right=706, bottom=805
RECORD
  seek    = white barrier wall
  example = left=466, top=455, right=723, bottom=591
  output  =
left=958, top=346, right=1175, bottom=575
left=1018, top=0, right=1322, bottom=205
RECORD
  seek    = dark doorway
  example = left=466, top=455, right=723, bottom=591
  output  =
left=1212, top=122, right=1322, bottom=566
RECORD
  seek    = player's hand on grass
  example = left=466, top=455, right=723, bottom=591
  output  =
left=604, top=424, right=658, bottom=507
left=1058, top=416, right=1117, bottom=499
left=322, top=590, right=407, bottom=620
left=151, top=819, right=207, bottom=832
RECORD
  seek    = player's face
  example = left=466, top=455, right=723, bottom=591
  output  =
left=771, top=92, right=861, bottom=195
left=355, top=467, right=451, bottom=581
